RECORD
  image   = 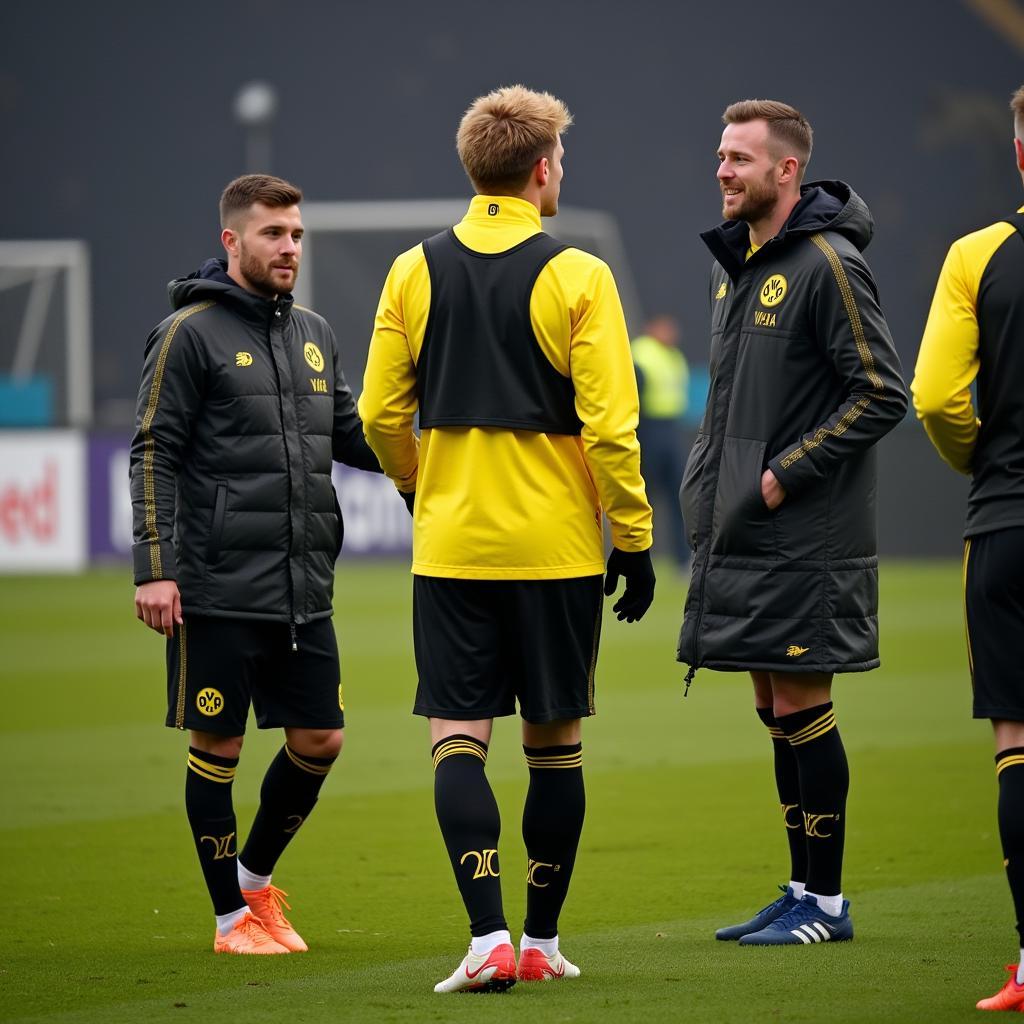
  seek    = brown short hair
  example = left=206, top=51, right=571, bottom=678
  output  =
left=219, top=174, right=303, bottom=227
left=1012, top=84, right=1024, bottom=138
left=723, top=99, right=813, bottom=179
left=456, top=85, right=572, bottom=194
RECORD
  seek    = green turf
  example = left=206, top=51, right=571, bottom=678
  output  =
left=0, top=559, right=1010, bottom=1022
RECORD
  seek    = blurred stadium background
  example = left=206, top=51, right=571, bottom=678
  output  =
left=3, top=0, right=1021, bottom=566
left=1, top=2, right=1021, bottom=1020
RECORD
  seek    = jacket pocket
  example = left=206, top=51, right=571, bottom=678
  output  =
left=679, top=433, right=710, bottom=550
left=711, top=437, right=771, bottom=556
left=205, top=480, right=228, bottom=564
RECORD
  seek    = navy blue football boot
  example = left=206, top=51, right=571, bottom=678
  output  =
left=715, top=885, right=802, bottom=941
left=738, top=893, right=853, bottom=945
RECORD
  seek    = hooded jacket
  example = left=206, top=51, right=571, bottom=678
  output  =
left=130, top=259, right=381, bottom=624
left=677, top=182, right=908, bottom=674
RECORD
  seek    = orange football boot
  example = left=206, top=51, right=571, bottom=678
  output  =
left=213, top=911, right=290, bottom=954
left=241, top=884, right=308, bottom=952
left=976, top=965, right=1024, bottom=1011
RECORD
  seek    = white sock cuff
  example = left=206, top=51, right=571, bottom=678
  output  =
left=237, top=860, right=272, bottom=892
left=470, top=929, right=511, bottom=956
left=215, top=906, right=249, bottom=936
left=521, top=933, right=559, bottom=957
left=789, top=880, right=806, bottom=900
left=805, top=890, right=844, bottom=917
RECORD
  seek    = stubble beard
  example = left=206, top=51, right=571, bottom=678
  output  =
left=238, top=245, right=299, bottom=298
left=722, top=172, right=779, bottom=226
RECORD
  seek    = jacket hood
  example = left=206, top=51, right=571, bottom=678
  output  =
left=167, top=258, right=293, bottom=322
left=702, top=180, right=874, bottom=280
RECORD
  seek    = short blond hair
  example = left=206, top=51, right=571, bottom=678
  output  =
left=456, top=85, right=572, bottom=194
left=1012, top=84, right=1024, bottom=139
left=723, top=99, right=813, bottom=180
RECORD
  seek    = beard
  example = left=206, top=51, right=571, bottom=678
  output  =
left=722, top=171, right=779, bottom=224
left=238, top=245, right=299, bottom=298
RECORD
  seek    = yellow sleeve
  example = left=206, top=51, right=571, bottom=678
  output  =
left=358, top=246, right=427, bottom=492
left=534, top=252, right=653, bottom=552
left=911, top=239, right=980, bottom=475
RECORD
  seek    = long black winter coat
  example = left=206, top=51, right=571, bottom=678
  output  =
left=677, top=182, right=909, bottom=674
left=130, top=260, right=381, bottom=624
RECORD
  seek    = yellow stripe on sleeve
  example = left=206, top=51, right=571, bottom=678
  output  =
left=140, top=301, right=215, bottom=578
left=778, top=234, right=885, bottom=471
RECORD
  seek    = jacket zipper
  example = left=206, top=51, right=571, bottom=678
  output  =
left=269, top=300, right=299, bottom=653
left=687, top=262, right=761, bottom=693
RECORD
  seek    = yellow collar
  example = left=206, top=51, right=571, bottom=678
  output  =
left=462, top=194, right=543, bottom=230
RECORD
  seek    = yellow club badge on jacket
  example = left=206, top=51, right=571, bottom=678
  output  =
left=759, top=274, right=788, bottom=308
left=304, top=342, right=325, bottom=372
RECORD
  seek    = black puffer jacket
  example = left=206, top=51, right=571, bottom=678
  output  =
left=677, top=182, right=908, bottom=674
left=130, top=259, right=381, bottom=623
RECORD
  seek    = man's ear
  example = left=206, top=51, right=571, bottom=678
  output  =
left=535, top=155, right=550, bottom=187
left=778, top=156, right=800, bottom=186
left=221, top=227, right=239, bottom=258
left=1015, top=137, right=1024, bottom=174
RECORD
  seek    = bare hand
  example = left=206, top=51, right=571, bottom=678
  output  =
left=135, top=580, right=183, bottom=637
left=761, top=469, right=786, bottom=510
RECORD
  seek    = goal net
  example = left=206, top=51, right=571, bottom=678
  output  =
left=0, top=241, right=92, bottom=428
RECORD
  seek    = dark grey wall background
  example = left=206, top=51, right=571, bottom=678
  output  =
left=1, top=0, right=1019, bottom=553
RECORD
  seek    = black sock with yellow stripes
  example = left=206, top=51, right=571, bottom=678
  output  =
left=239, top=745, right=337, bottom=877
left=756, top=707, right=807, bottom=886
left=996, top=748, right=1024, bottom=945
left=432, top=735, right=506, bottom=936
left=522, top=743, right=585, bottom=940
left=776, top=702, right=848, bottom=898
left=185, top=747, right=244, bottom=915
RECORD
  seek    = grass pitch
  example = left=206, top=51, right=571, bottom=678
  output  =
left=0, top=559, right=1009, bottom=1022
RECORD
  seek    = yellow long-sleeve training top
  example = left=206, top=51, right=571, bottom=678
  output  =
left=358, top=194, right=653, bottom=579
left=912, top=209, right=1024, bottom=474
left=913, top=207, right=1024, bottom=537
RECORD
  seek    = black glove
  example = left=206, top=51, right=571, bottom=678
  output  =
left=603, top=547, right=655, bottom=622
left=399, top=490, right=415, bottom=515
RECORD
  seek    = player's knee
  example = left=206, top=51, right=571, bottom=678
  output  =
left=522, top=717, right=582, bottom=748
left=289, top=728, right=343, bottom=760
left=190, top=731, right=244, bottom=760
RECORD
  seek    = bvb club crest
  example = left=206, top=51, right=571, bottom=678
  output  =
left=304, top=342, right=324, bottom=372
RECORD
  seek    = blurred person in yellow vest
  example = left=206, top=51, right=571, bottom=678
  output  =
left=631, top=315, right=690, bottom=568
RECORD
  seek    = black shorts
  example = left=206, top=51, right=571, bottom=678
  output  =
left=412, top=575, right=603, bottom=724
left=965, top=528, right=1024, bottom=721
left=165, top=616, right=345, bottom=735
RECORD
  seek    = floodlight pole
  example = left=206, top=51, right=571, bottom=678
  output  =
left=233, top=81, right=278, bottom=173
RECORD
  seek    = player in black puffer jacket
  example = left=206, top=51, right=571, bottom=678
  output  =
left=129, top=174, right=382, bottom=956
left=678, top=101, right=907, bottom=950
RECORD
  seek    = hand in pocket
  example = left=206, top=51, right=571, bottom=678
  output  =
left=761, top=469, right=786, bottom=510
